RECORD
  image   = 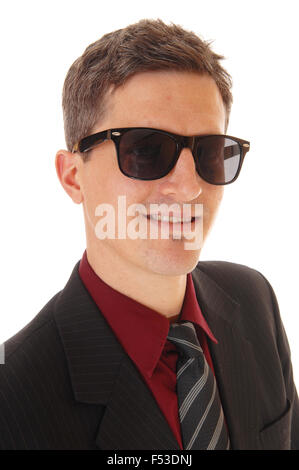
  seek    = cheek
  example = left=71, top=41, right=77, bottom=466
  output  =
left=202, top=186, right=224, bottom=214
left=213, top=187, right=224, bottom=206
left=85, top=160, right=155, bottom=210
left=119, top=180, right=154, bottom=205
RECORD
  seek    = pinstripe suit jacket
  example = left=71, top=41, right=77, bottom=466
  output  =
left=0, top=260, right=298, bottom=450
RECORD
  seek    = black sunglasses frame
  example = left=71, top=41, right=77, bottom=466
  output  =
left=72, top=127, right=250, bottom=185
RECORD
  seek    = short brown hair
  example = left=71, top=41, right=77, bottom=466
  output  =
left=62, top=18, right=233, bottom=160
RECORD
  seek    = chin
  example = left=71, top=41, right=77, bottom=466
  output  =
left=142, top=240, right=201, bottom=276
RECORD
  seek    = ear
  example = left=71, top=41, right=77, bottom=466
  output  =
left=55, top=149, right=83, bottom=204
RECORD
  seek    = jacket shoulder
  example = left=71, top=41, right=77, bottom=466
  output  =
left=0, top=290, right=65, bottom=405
left=0, top=290, right=74, bottom=449
left=194, top=259, right=273, bottom=306
left=2, top=290, right=62, bottom=360
left=195, top=259, right=265, bottom=283
left=192, top=259, right=282, bottom=340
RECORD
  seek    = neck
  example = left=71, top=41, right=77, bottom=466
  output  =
left=85, top=244, right=187, bottom=322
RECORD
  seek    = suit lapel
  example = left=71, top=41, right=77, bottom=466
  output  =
left=191, top=266, right=262, bottom=449
left=53, top=261, right=179, bottom=450
left=96, top=354, right=179, bottom=450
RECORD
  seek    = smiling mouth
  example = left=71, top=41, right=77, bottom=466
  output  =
left=145, top=214, right=197, bottom=224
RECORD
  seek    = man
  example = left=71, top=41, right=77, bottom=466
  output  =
left=0, top=19, right=298, bottom=450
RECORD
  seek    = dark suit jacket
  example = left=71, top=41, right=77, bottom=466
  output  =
left=0, top=260, right=298, bottom=450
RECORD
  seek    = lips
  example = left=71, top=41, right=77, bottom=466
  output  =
left=145, top=214, right=196, bottom=223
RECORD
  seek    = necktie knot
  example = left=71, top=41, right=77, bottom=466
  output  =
left=167, top=321, right=203, bottom=359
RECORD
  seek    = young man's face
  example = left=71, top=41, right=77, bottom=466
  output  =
left=69, top=70, right=226, bottom=276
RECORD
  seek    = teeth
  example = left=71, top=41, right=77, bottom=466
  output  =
left=149, top=214, right=193, bottom=223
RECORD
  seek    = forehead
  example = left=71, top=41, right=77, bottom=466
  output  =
left=98, top=70, right=226, bottom=135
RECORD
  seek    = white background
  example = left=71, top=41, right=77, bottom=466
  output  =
left=1, top=0, right=298, bottom=387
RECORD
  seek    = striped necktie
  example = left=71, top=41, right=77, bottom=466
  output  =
left=167, top=321, right=230, bottom=450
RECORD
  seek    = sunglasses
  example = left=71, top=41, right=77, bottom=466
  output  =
left=72, top=127, right=250, bottom=185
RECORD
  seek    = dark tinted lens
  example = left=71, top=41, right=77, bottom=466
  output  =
left=118, top=129, right=177, bottom=179
left=195, top=136, right=241, bottom=184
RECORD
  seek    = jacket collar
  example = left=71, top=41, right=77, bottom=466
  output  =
left=53, top=260, right=261, bottom=449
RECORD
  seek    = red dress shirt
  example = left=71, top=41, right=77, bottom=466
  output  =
left=79, top=249, right=218, bottom=450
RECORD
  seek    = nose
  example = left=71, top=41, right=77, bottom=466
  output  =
left=158, top=147, right=203, bottom=201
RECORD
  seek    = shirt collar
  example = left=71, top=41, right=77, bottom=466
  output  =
left=79, top=249, right=217, bottom=379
